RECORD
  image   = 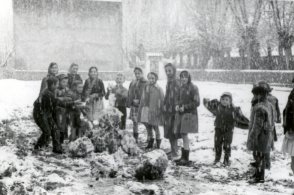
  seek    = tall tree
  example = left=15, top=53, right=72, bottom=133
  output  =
left=228, top=0, right=264, bottom=69
left=270, top=0, right=294, bottom=69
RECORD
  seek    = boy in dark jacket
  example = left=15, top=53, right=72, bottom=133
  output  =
left=204, top=92, right=249, bottom=166
left=247, top=82, right=275, bottom=183
left=56, top=74, right=73, bottom=143
left=106, top=73, right=128, bottom=130
left=34, top=77, right=77, bottom=154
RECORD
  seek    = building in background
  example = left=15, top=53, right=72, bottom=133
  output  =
left=0, top=0, right=122, bottom=72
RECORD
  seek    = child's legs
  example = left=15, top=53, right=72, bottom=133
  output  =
left=50, top=123, right=62, bottom=151
left=153, top=125, right=160, bottom=140
left=117, top=106, right=127, bottom=130
left=291, top=156, right=294, bottom=174
left=181, top=133, right=189, bottom=150
left=145, top=123, right=154, bottom=140
left=223, top=129, right=233, bottom=157
left=214, top=128, right=224, bottom=160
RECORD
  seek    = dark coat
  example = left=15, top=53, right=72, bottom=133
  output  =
left=163, top=77, right=182, bottom=139
left=174, top=83, right=200, bottom=134
left=283, top=88, right=294, bottom=134
left=127, top=78, right=148, bottom=107
left=267, top=94, right=281, bottom=123
left=82, top=78, right=105, bottom=101
left=247, top=99, right=275, bottom=153
left=203, top=99, right=249, bottom=130
left=67, top=73, right=83, bottom=90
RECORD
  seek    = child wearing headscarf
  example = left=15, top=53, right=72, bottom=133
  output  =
left=174, top=70, right=200, bottom=166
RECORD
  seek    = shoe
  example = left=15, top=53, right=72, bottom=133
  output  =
left=174, top=148, right=185, bottom=163
left=250, top=162, right=257, bottom=167
left=156, top=139, right=161, bottom=149
left=145, top=139, right=154, bottom=150
left=176, top=149, right=191, bottom=166
left=223, top=155, right=230, bottom=166
left=248, top=169, right=265, bottom=184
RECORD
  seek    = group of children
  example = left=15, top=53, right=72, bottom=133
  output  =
left=33, top=62, right=294, bottom=184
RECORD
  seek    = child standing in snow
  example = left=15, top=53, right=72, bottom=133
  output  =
left=68, top=81, right=88, bottom=141
left=247, top=82, right=275, bottom=183
left=82, top=67, right=105, bottom=122
left=204, top=92, right=248, bottom=166
left=56, top=74, right=73, bottom=143
left=105, top=73, right=128, bottom=130
left=138, top=72, right=164, bottom=149
left=250, top=81, right=281, bottom=170
left=128, top=67, right=148, bottom=142
left=281, top=83, right=294, bottom=176
left=174, top=70, right=200, bottom=166
left=34, top=77, right=77, bottom=154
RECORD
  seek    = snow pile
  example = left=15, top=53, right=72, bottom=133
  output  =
left=68, top=137, right=94, bottom=158
left=120, top=130, right=140, bottom=156
left=91, top=107, right=122, bottom=154
left=135, top=149, right=168, bottom=180
left=0, top=147, right=18, bottom=178
left=126, top=181, right=161, bottom=194
left=90, top=153, right=119, bottom=179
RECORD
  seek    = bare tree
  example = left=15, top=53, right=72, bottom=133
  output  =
left=228, top=0, right=264, bottom=69
left=270, top=0, right=294, bottom=69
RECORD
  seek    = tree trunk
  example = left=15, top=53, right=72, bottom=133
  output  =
left=278, top=41, right=284, bottom=69
left=284, top=46, right=292, bottom=70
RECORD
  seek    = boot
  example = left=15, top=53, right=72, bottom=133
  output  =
left=174, top=148, right=185, bottom=163
left=249, top=169, right=265, bottom=184
left=223, top=154, right=230, bottom=166
left=156, top=139, right=161, bottom=149
left=176, top=150, right=190, bottom=166
left=133, top=133, right=139, bottom=144
left=250, top=161, right=257, bottom=167
left=145, top=139, right=154, bottom=150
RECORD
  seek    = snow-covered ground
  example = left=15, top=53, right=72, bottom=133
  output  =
left=0, top=79, right=293, bottom=195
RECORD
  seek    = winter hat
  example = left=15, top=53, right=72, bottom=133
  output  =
left=57, top=74, right=68, bottom=81
left=220, top=92, right=233, bottom=103
left=256, top=80, right=272, bottom=92
left=252, top=81, right=269, bottom=95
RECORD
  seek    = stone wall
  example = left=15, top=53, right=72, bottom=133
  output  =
left=13, top=0, right=122, bottom=71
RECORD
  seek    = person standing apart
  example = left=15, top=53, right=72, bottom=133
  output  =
left=247, top=82, right=275, bottom=183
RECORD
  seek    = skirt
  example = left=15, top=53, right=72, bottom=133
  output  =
left=86, top=99, right=104, bottom=121
left=281, top=132, right=294, bottom=156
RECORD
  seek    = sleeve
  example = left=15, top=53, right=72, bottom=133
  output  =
left=82, top=79, right=89, bottom=101
left=159, top=87, right=165, bottom=111
left=39, top=77, right=47, bottom=96
left=203, top=99, right=219, bottom=116
left=127, top=81, right=134, bottom=107
left=249, top=108, right=266, bottom=140
left=183, top=85, right=200, bottom=110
